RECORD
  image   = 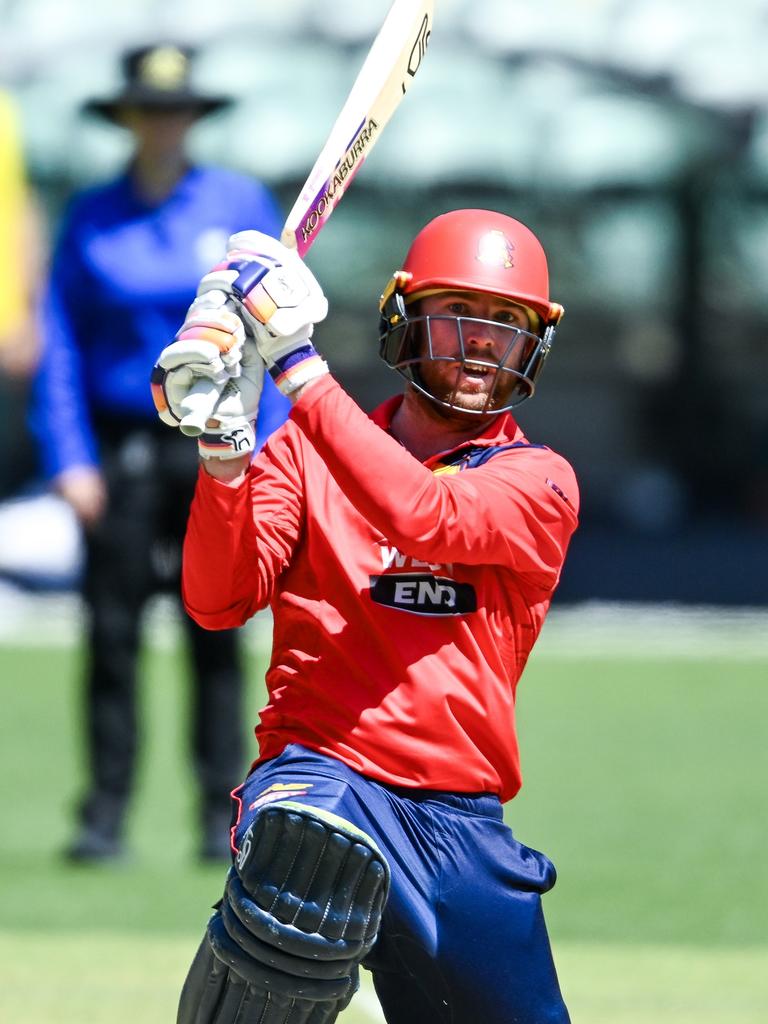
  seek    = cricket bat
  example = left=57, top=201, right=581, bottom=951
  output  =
left=179, top=0, right=434, bottom=436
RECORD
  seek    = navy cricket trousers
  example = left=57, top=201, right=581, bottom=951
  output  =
left=230, top=744, right=571, bottom=1024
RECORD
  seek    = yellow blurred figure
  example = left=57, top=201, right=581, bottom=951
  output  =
left=0, top=91, right=28, bottom=333
left=0, top=89, right=44, bottom=377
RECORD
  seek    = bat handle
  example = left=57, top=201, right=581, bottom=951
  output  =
left=178, top=379, right=224, bottom=437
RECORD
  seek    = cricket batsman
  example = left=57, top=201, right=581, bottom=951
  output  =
left=152, top=209, right=579, bottom=1022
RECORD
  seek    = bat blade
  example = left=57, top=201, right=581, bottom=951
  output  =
left=281, top=0, right=433, bottom=256
left=179, top=0, right=434, bottom=437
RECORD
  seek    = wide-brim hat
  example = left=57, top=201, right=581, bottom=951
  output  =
left=84, top=43, right=232, bottom=123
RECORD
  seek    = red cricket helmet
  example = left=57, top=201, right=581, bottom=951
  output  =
left=395, top=209, right=562, bottom=323
left=379, top=210, right=564, bottom=414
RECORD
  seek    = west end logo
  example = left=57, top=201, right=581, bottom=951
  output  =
left=476, top=229, right=515, bottom=269
left=372, top=544, right=476, bottom=615
left=369, top=573, right=477, bottom=616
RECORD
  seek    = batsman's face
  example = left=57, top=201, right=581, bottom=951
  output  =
left=414, top=291, right=535, bottom=414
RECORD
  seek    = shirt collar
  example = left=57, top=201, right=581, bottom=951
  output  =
left=370, top=393, right=525, bottom=453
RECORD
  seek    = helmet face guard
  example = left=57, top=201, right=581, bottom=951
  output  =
left=379, top=289, right=556, bottom=414
left=378, top=210, right=563, bottom=415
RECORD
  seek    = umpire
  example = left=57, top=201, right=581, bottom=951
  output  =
left=31, top=43, right=289, bottom=862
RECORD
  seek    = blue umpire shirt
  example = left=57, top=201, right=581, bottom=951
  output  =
left=33, top=163, right=290, bottom=479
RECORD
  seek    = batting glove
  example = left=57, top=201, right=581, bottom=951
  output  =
left=197, top=230, right=329, bottom=396
left=151, top=290, right=264, bottom=460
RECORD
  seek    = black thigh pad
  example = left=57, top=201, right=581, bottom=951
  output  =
left=177, top=801, right=390, bottom=1024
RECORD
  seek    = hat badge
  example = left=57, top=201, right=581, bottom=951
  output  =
left=138, top=46, right=188, bottom=91
left=476, top=230, right=515, bottom=269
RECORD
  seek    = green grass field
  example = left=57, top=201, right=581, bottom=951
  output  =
left=1, top=604, right=766, bottom=1022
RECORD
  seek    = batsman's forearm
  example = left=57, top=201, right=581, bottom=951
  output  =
left=183, top=437, right=304, bottom=627
left=182, top=468, right=261, bottom=629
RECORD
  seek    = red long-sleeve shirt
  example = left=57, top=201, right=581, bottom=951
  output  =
left=183, top=375, right=578, bottom=801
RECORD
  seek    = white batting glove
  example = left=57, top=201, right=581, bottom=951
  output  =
left=151, top=291, right=264, bottom=460
left=197, top=230, right=329, bottom=395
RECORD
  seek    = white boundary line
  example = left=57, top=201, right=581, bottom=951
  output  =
left=534, top=600, right=768, bottom=660
left=1, top=584, right=767, bottom=659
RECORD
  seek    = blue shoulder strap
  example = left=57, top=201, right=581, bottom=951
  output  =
left=440, top=441, right=548, bottom=471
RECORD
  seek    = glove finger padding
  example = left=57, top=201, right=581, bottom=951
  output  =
left=204, top=230, right=331, bottom=396
left=227, top=231, right=328, bottom=330
left=178, top=293, right=247, bottom=374
left=152, top=295, right=247, bottom=424
left=152, top=301, right=263, bottom=459
left=196, top=341, right=265, bottom=461
left=152, top=339, right=230, bottom=428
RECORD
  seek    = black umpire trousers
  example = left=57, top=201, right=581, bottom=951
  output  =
left=78, top=417, right=245, bottom=838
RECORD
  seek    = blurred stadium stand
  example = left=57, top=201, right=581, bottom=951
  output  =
left=1, top=0, right=766, bottom=603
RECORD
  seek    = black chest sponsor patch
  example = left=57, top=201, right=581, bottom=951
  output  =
left=369, top=573, right=477, bottom=616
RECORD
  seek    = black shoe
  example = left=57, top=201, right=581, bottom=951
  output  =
left=65, top=793, right=126, bottom=863
left=199, top=815, right=233, bottom=863
left=65, top=824, right=125, bottom=863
